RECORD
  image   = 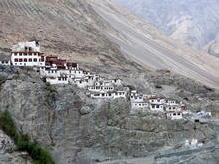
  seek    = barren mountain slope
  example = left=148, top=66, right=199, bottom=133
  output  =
left=0, top=0, right=142, bottom=70
left=206, top=38, right=219, bottom=57
left=90, top=0, right=219, bottom=89
left=114, top=0, right=219, bottom=50
left=0, top=0, right=219, bottom=88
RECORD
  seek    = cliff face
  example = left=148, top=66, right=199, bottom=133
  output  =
left=1, top=0, right=219, bottom=88
left=0, top=66, right=219, bottom=163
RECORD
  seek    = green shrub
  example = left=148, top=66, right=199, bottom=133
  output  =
left=0, top=110, right=54, bottom=164
left=0, top=110, right=19, bottom=141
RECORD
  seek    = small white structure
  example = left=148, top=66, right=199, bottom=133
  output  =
left=46, top=77, right=69, bottom=85
left=149, top=98, right=165, bottom=105
left=165, top=105, right=181, bottom=112
left=185, top=139, right=203, bottom=148
left=90, top=91, right=126, bottom=99
left=113, top=91, right=127, bottom=99
left=88, top=86, right=114, bottom=93
left=111, top=79, right=122, bottom=86
left=150, top=104, right=164, bottom=112
left=131, top=102, right=149, bottom=113
left=196, top=111, right=212, bottom=118
left=0, top=60, right=11, bottom=66
left=131, top=102, right=149, bottom=109
left=166, top=112, right=183, bottom=120
left=165, top=99, right=178, bottom=106
left=130, top=96, right=144, bottom=103
left=68, top=70, right=85, bottom=78
left=41, top=68, right=60, bottom=78
left=143, top=94, right=157, bottom=99
left=71, top=78, right=89, bottom=88
left=11, top=41, right=41, bottom=52
left=91, top=92, right=114, bottom=99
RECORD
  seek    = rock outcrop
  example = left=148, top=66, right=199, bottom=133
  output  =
left=1, top=0, right=219, bottom=88
left=0, top=130, right=32, bottom=164
left=0, top=66, right=218, bottom=163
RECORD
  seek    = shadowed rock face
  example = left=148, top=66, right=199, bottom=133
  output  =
left=0, top=66, right=219, bottom=163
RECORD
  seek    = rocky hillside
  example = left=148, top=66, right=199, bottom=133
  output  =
left=206, top=38, right=219, bottom=57
left=0, top=65, right=219, bottom=163
left=114, top=0, right=219, bottom=50
left=0, top=0, right=142, bottom=71
left=0, top=0, right=219, bottom=89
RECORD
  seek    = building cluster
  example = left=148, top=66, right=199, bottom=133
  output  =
left=0, top=41, right=127, bottom=100
left=1, top=41, right=212, bottom=121
left=130, top=90, right=187, bottom=119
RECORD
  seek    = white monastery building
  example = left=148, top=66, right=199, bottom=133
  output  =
left=11, top=41, right=45, bottom=67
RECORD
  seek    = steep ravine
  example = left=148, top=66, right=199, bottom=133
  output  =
left=0, top=66, right=219, bottom=163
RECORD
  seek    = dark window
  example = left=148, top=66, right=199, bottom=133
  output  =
left=29, top=47, right=32, bottom=51
left=25, top=47, right=28, bottom=51
left=15, top=58, right=18, bottom=62
left=24, top=58, right=27, bottom=62
left=173, top=113, right=176, bottom=116
left=19, top=53, right=22, bottom=56
left=29, top=58, right=32, bottom=62
left=58, top=77, right=61, bottom=81
left=19, top=59, right=23, bottom=62
left=34, top=58, right=37, bottom=62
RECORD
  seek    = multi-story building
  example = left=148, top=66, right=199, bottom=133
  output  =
left=11, top=41, right=45, bottom=67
